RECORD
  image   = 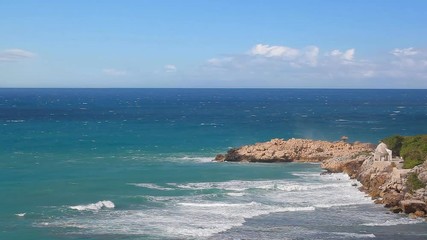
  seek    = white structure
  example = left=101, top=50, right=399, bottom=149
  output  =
left=374, top=142, right=393, bottom=161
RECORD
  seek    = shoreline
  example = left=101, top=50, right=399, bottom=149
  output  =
left=215, top=138, right=427, bottom=219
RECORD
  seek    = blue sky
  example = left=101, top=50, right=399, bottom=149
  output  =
left=1, top=0, right=426, bottom=88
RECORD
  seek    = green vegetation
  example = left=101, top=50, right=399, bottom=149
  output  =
left=406, top=173, right=426, bottom=192
left=382, top=134, right=427, bottom=169
left=382, top=135, right=404, bottom=155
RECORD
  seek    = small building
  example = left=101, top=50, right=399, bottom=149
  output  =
left=374, top=142, right=393, bottom=161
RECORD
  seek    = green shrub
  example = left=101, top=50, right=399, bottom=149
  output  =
left=382, top=134, right=427, bottom=169
left=382, top=135, right=404, bottom=156
left=403, top=158, right=425, bottom=169
left=406, top=173, right=426, bottom=192
left=402, top=151, right=424, bottom=168
left=400, top=135, right=427, bottom=169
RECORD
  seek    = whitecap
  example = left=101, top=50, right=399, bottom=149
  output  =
left=6, top=119, right=25, bottom=123
left=292, top=172, right=321, bottom=177
left=226, top=192, right=245, bottom=197
left=69, top=200, right=115, bottom=211
left=15, top=213, right=26, bottom=217
left=178, top=202, right=258, bottom=208
left=129, top=183, right=174, bottom=191
left=41, top=173, right=377, bottom=238
left=163, top=156, right=214, bottom=163
left=179, top=156, right=214, bottom=163
left=362, top=218, right=424, bottom=226
left=331, top=232, right=375, bottom=238
left=282, top=206, right=315, bottom=212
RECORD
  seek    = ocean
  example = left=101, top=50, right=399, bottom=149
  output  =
left=1, top=88, right=427, bottom=240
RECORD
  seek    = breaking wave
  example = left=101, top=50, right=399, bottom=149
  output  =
left=362, top=218, right=424, bottom=226
left=40, top=172, right=378, bottom=238
left=69, top=200, right=115, bottom=211
left=129, top=183, right=175, bottom=191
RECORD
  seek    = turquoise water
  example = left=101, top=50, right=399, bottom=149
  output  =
left=1, top=89, right=427, bottom=239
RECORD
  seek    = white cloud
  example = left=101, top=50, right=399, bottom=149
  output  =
left=0, top=48, right=36, bottom=61
left=250, top=44, right=300, bottom=58
left=202, top=44, right=380, bottom=86
left=303, top=46, right=319, bottom=66
left=328, top=48, right=355, bottom=61
left=164, top=64, right=177, bottom=72
left=102, top=68, right=128, bottom=76
left=389, top=48, right=427, bottom=76
left=246, top=44, right=321, bottom=68
left=391, top=47, right=418, bottom=57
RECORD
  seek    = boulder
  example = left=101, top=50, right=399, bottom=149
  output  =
left=400, top=200, right=426, bottom=214
left=214, top=154, right=225, bottom=162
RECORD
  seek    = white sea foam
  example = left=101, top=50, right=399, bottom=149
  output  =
left=178, top=201, right=259, bottom=208
left=282, top=206, right=316, bottom=212
left=292, top=172, right=321, bottom=177
left=173, top=179, right=346, bottom=193
left=69, top=200, right=115, bottom=211
left=165, top=156, right=214, bottom=163
left=48, top=200, right=316, bottom=238
left=41, top=173, right=377, bottom=238
left=226, top=192, right=245, bottom=197
left=6, top=119, right=25, bottom=123
left=362, top=218, right=424, bottom=226
left=15, top=213, right=26, bottom=217
left=331, top=232, right=376, bottom=238
left=179, top=156, right=214, bottom=163
left=129, top=183, right=174, bottom=191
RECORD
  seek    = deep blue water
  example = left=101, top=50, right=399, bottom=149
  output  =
left=1, top=89, right=427, bottom=239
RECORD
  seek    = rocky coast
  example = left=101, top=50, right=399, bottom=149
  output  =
left=215, top=138, right=427, bottom=219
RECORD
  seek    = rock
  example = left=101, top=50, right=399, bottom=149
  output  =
left=216, top=137, right=427, bottom=219
left=383, top=191, right=404, bottom=208
left=415, top=210, right=426, bottom=217
left=390, top=206, right=403, bottom=213
left=214, top=154, right=225, bottom=161
left=219, top=138, right=373, bottom=163
left=401, top=200, right=426, bottom=214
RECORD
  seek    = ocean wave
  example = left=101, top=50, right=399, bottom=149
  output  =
left=178, top=201, right=259, bottom=208
left=292, top=172, right=321, bottom=177
left=173, top=179, right=344, bottom=192
left=282, top=206, right=316, bottom=212
left=163, top=156, right=214, bottom=163
left=6, top=119, right=25, bottom=123
left=331, top=232, right=375, bottom=238
left=226, top=192, right=245, bottom=197
left=178, top=156, right=214, bottom=163
left=199, top=122, right=222, bottom=126
left=362, top=218, right=424, bottom=226
left=336, top=119, right=349, bottom=122
left=129, top=183, right=175, bottom=191
left=41, top=173, right=374, bottom=238
left=69, top=200, right=115, bottom=211
left=46, top=199, right=316, bottom=238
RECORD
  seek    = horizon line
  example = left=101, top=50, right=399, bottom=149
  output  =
left=0, top=87, right=426, bottom=90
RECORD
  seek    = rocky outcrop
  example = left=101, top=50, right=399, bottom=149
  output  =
left=401, top=200, right=426, bottom=215
left=322, top=154, right=427, bottom=218
left=216, top=138, right=373, bottom=163
left=216, top=137, right=427, bottom=219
